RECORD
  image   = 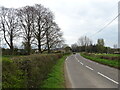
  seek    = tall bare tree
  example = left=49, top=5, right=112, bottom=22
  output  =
left=0, top=4, right=64, bottom=54
left=77, top=36, right=92, bottom=46
left=33, top=4, right=50, bottom=53
left=48, top=23, right=64, bottom=49
left=0, top=7, right=20, bottom=54
left=17, top=6, right=36, bottom=55
left=45, top=20, right=64, bottom=53
left=77, top=36, right=92, bottom=52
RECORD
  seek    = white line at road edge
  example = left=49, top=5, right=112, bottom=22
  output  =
left=85, top=65, right=94, bottom=71
left=97, top=72, right=119, bottom=85
left=65, top=59, right=74, bottom=88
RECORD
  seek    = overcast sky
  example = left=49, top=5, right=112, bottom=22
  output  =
left=0, top=0, right=119, bottom=48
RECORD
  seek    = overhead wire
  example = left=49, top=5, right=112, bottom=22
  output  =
left=90, top=13, right=119, bottom=37
left=82, top=2, right=118, bottom=37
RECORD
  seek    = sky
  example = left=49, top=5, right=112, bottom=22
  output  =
left=0, top=0, right=119, bottom=48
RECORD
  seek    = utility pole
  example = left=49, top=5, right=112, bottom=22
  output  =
left=118, top=1, right=120, bottom=49
left=0, top=38, right=2, bottom=90
left=118, top=2, right=120, bottom=90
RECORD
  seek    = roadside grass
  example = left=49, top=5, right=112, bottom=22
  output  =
left=80, top=53, right=119, bottom=69
left=95, top=53, right=120, bottom=57
left=41, top=54, right=69, bottom=88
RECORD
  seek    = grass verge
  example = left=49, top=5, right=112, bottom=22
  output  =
left=41, top=55, right=68, bottom=88
left=80, top=53, right=119, bottom=69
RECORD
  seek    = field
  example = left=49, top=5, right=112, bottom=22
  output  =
left=2, top=53, right=68, bottom=88
left=95, top=53, right=120, bottom=57
left=80, top=53, right=119, bottom=69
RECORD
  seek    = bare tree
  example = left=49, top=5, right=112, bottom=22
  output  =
left=17, top=6, right=36, bottom=55
left=77, top=36, right=92, bottom=52
left=33, top=4, right=50, bottom=53
left=45, top=20, right=64, bottom=53
left=0, top=7, right=20, bottom=54
left=1, top=4, right=64, bottom=54
left=77, top=36, right=92, bottom=46
left=113, top=44, right=117, bottom=49
left=48, top=23, right=64, bottom=49
left=71, top=43, right=79, bottom=52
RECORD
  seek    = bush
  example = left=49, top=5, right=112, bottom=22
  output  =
left=2, top=53, right=63, bottom=88
left=2, top=57, right=26, bottom=88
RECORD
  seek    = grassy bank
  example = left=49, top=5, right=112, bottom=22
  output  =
left=41, top=55, right=68, bottom=88
left=80, top=53, right=119, bottom=69
left=2, top=54, right=63, bottom=88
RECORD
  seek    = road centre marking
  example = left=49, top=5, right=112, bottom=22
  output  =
left=85, top=65, right=94, bottom=71
left=80, top=62, right=84, bottom=65
left=97, top=72, right=119, bottom=85
left=75, top=56, right=84, bottom=65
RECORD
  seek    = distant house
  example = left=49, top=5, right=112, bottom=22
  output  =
left=51, top=48, right=65, bottom=53
left=35, top=50, right=39, bottom=53
left=17, top=49, right=28, bottom=55
left=51, top=47, right=71, bottom=53
left=114, top=51, right=120, bottom=54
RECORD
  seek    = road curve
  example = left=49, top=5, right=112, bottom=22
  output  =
left=65, top=53, right=119, bottom=88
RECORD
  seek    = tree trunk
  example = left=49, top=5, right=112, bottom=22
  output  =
left=38, top=39, right=42, bottom=53
left=27, top=38, right=31, bottom=55
left=38, top=22, right=42, bottom=53
left=10, top=32, right=14, bottom=55
left=46, top=31, right=50, bottom=53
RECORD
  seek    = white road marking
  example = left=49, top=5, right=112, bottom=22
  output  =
left=97, top=72, right=119, bottom=85
left=75, top=56, right=84, bottom=65
left=85, top=65, right=94, bottom=71
left=79, top=62, right=84, bottom=65
left=75, top=56, right=78, bottom=60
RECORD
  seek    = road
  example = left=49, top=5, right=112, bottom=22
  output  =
left=65, top=53, right=119, bottom=88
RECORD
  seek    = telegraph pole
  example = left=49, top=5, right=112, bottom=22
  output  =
left=118, top=1, right=120, bottom=90
left=0, top=38, right=1, bottom=89
left=118, top=1, right=120, bottom=49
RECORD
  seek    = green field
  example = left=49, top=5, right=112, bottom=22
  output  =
left=80, top=53, right=119, bottom=69
left=95, top=53, right=120, bottom=57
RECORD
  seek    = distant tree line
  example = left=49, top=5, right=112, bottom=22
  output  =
left=71, top=36, right=119, bottom=54
left=0, top=4, right=64, bottom=55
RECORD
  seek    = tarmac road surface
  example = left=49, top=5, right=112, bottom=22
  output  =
left=65, top=53, right=119, bottom=88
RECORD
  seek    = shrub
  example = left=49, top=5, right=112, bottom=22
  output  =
left=2, top=57, right=26, bottom=88
left=2, top=54, right=63, bottom=88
